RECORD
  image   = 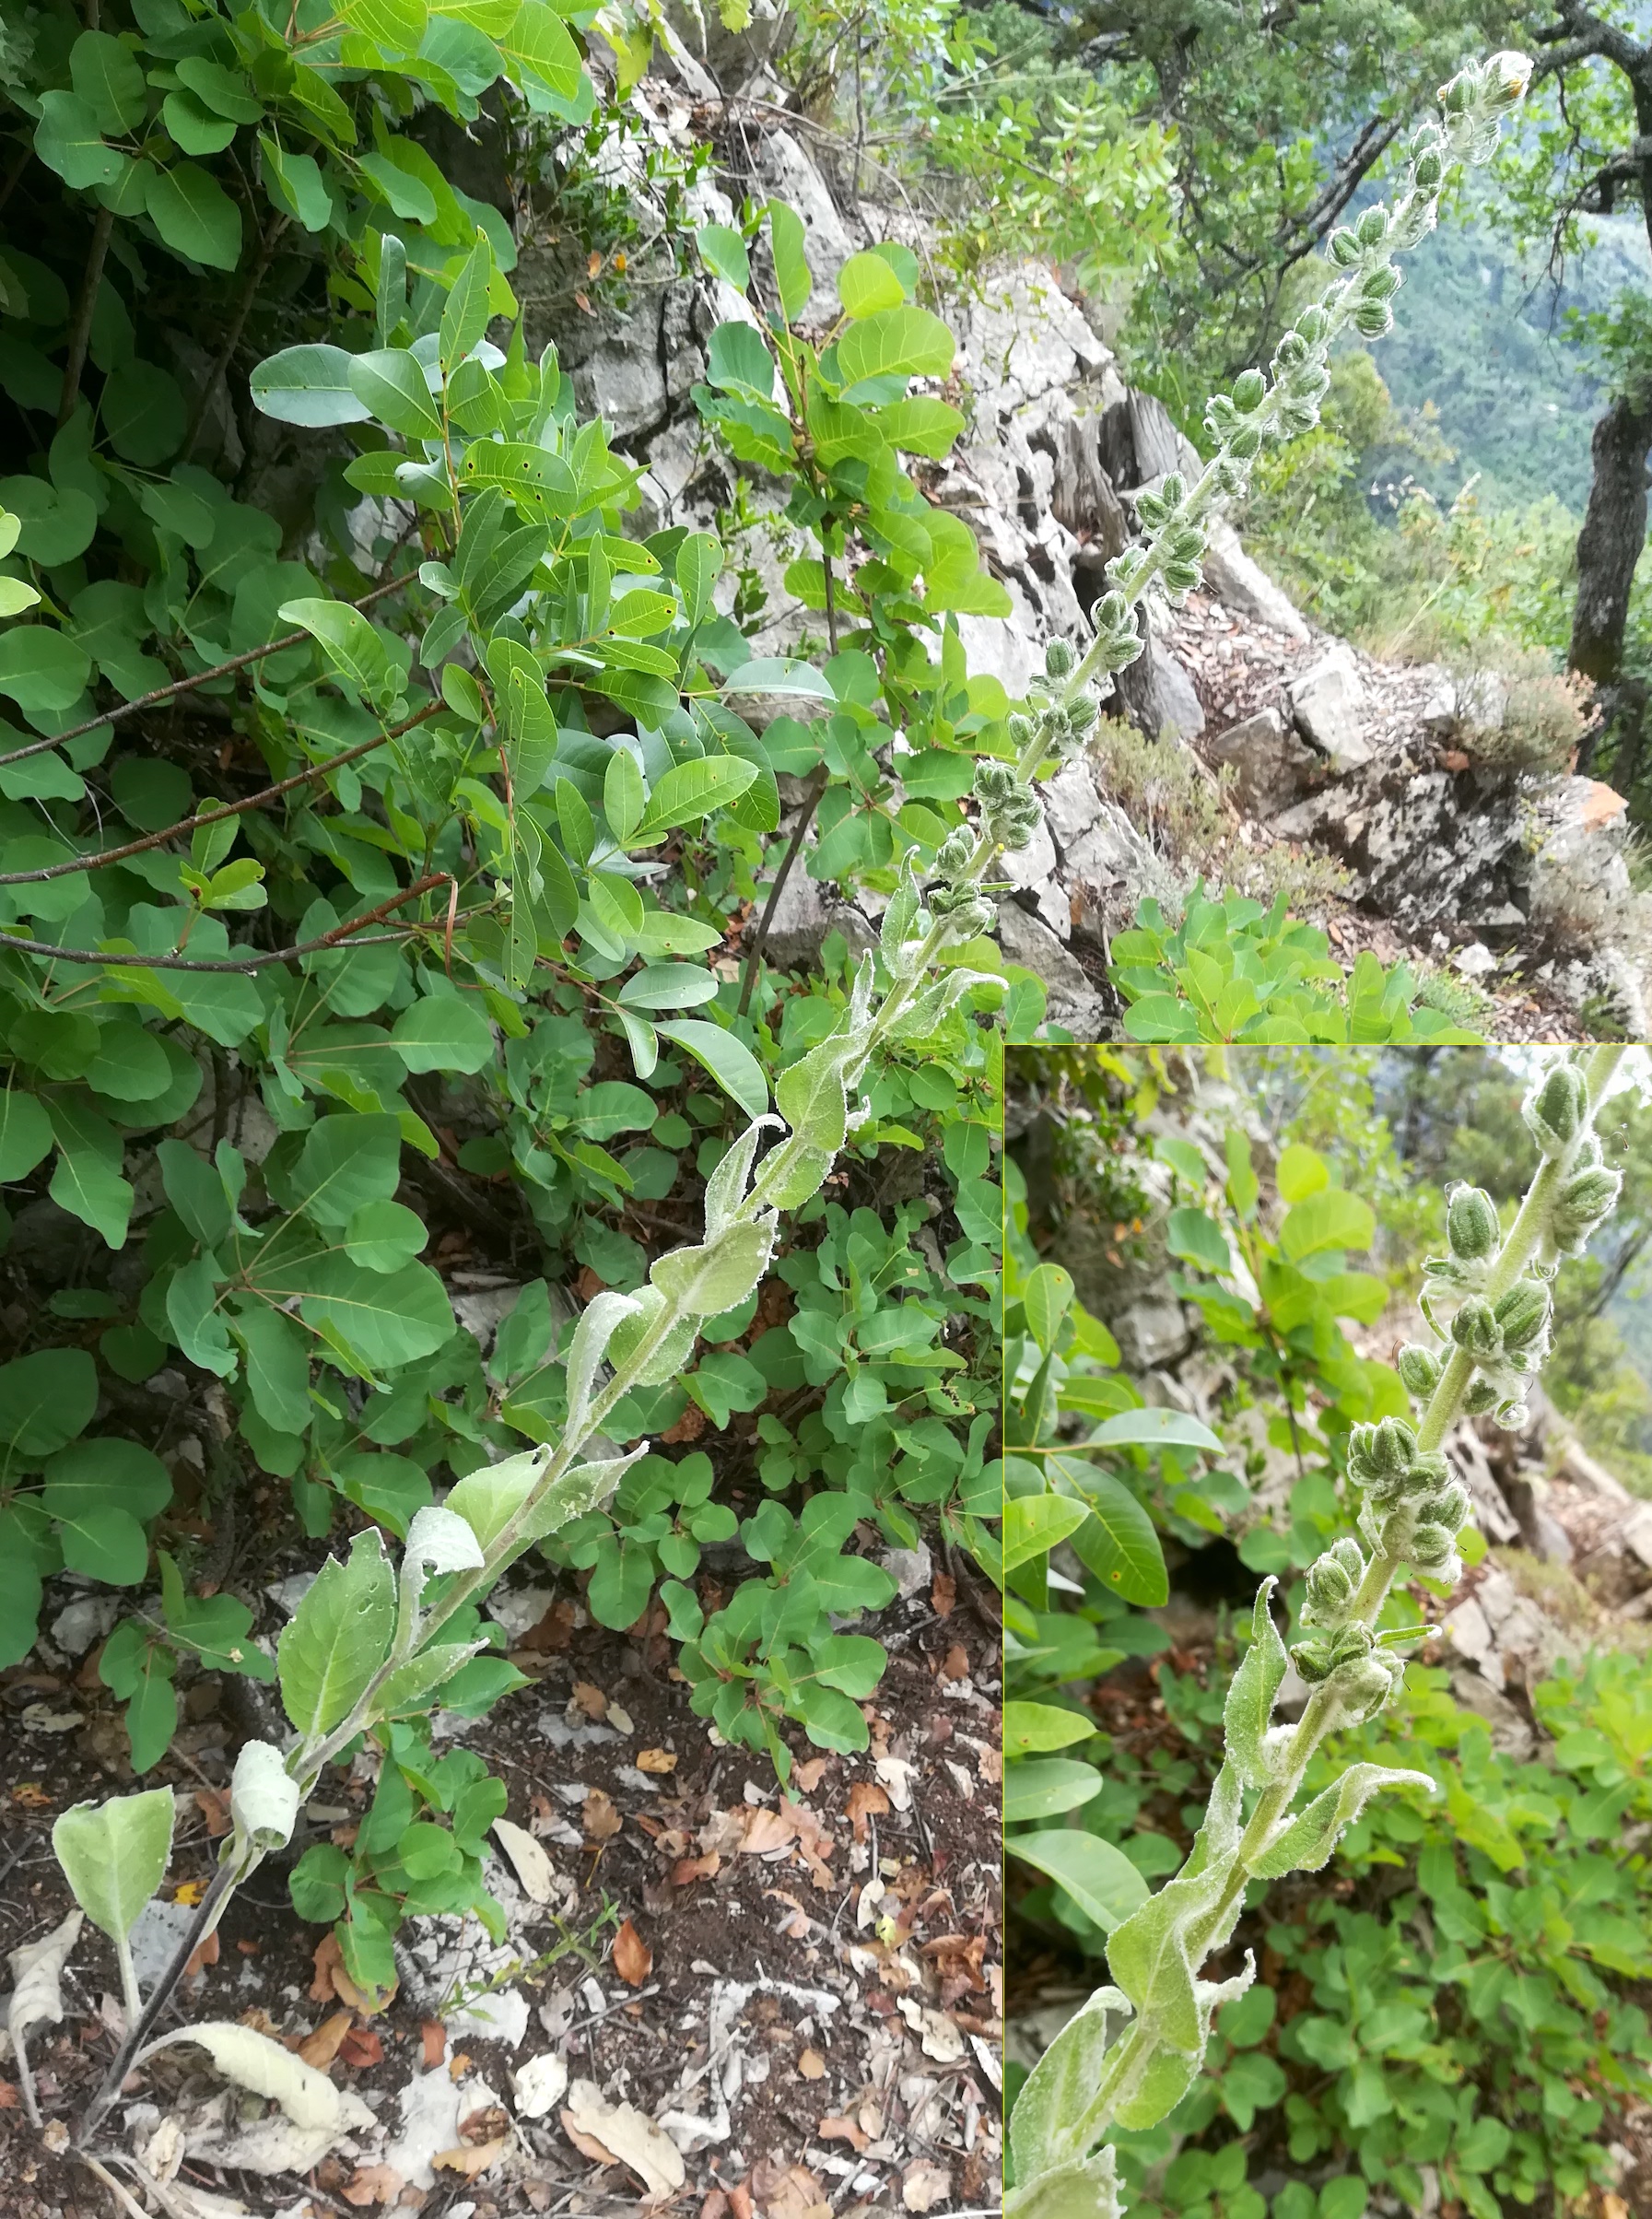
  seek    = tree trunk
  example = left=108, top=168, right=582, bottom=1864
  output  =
left=1569, top=391, right=1652, bottom=695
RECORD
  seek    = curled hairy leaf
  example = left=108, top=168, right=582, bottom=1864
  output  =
left=145, top=2020, right=374, bottom=2134
left=565, top=1290, right=641, bottom=1439
left=404, top=1504, right=486, bottom=1582
left=1248, top=1763, right=1437, bottom=1880
left=230, top=1741, right=300, bottom=1851
left=1223, top=1576, right=1288, bottom=1790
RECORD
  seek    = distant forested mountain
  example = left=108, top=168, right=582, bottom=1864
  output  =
left=1364, top=198, right=1652, bottom=514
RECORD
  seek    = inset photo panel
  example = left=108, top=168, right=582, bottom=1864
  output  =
left=1002, top=1045, right=1652, bottom=2219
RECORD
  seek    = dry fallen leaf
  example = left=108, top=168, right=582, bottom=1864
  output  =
left=420, top=2020, right=447, bottom=2069
left=613, top=1919, right=652, bottom=1986
left=931, top=1570, right=955, bottom=1617
left=583, top=1788, right=623, bottom=1843
left=513, top=2051, right=568, bottom=2119
left=493, top=1814, right=557, bottom=1904
left=298, top=2010, right=354, bottom=2071
left=194, top=1788, right=231, bottom=1838
left=739, top=1807, right=795, bottom=1855
left=310, top=1931, right=378, bottom=2012
left=791, top=1757, right=829, bottom=1792
left=432, top=2139, right=506, bottom=2178
left=818, top=2116, right=867, bottom=2151
left=902, top=2158, right=953, bottom=2213
left=672, top=1852, right=721, bottom=1886
left=940, top=1643, right=970, bottom=1684
left=637, top=1747, right=678, bottom=1775
left=560, top=2079, right=685, bottom=2199
left=752, top=2158, right=829, bottom=2219
left=339, top=2025, right=382, bottom=2070
left=341, top=2164, right=404, bottom=2207
left=569, top=1681, right=607, bottom=1721
left=845, top=1781, right=890, bottom=1841
left=797, top=2048, right=826, bottom=2080
left=184, top=1928, right=220, bottom=1981
left=898, top=1999, right=967, bottom=2062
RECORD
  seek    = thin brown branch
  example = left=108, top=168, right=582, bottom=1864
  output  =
left=0, top=704, right=442, bottom=886
left=183, top=214, right=290, bottom=458
left=1, top=874, right=462, bottom=973
left=0, top=572, right=419, bottom=772
left=57, top=206, right=114, bottom=429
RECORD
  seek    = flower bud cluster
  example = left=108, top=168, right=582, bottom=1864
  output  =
left=1418, top=1181, right=1499, bottom=1334
left=1523, top=1061, right=1623, bottom=1262
left=1288, top=1618, right=1401, bottom=1724
left=1345, top=1416, right=1470, bottom=1584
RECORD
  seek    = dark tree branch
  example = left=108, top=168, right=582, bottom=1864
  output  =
left=1, top=874, right=462, bottom=973
left=0, top=572, right=419, bottom=771
left=56, top=206, right=114, bottom=429
left=0, top=705, right=442, bottom=885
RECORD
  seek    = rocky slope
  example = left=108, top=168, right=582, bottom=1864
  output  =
left=535, top=71, right=1646, bottom=1041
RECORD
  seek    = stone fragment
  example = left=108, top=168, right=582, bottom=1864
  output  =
left=1111, top=1298, right=1191, bottom=1371
left=995, top=899, right=1107, bottom=1036
left=1201, top=706, right=1318, bottom=816
left=1452, top=942, right=1498, bottom=979
left=1116, top=636, right=1205, bottom=742
left=1041, top=761, right=1104, bottom=849
left=1201, top=519, right=1310, bottom=642
left=1289, top=643, right=1371, bottom=771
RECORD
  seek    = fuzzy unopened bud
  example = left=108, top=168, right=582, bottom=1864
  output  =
left=1302, top=1537, right=1365, bottom=1628
left=1557, top=1166, right=1619, bottom=1225
left=1396, top=1343, right=1442, bottom=1399
left=1044, top=638, right=1076, bottom=682
left=1451, top=1297, right=1499, bottom=1359
left=1350, top=1416, right=1415, bottom=1483
left=1524, top=1063, right=1588, bottom=1155
left=1232, top=369, right=1266, bottom=413
left=1446, top=1183, right=1499, bottom=1262
left=1493, top=1279, right=1550, bottom=1353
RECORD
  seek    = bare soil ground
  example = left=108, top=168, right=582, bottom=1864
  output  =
left=2, top=1546, right=1002, bottom=2219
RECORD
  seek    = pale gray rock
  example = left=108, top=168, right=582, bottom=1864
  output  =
left=1289, top=643, right=1371, bottom=771
left=51, top=1594, right=121, bottom=1658
left=1000, top=813, right=1059, bottom=897
left=753, top=866, right=832, bottom=973
left=1201, top=706, right=1318, bottom=816
left=1112, top=1297, right=1192, bottom=1371
left=1042, top=761, right=1105, bottom=849
left=1457, top=669, right=1509, bottom=737
left=1556, top=1440, right=1632, bottom=1503
left=956, top=268, right=1113, bottom=408
left=1098, top=390, right=1184, bottom=489
left=1527, top=776, right=1634, bottom=930
left=996, top=898, right=1107, bottom=1035
left=1202, top=519, right=1310, bottom=643
left=1447, top=1668, right=1536, bottom=1761
left=1623, top=1503, right=1652, bottom=1573
left=1116, top=635, right=1205, bottom=741
left=1453, top=941, right=1499, bottom=979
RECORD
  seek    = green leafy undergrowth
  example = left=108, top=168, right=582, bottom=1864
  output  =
left=1009, top=1633, right=1652, bottom=2219
left=1109, top=891, right=1484, bottom=1045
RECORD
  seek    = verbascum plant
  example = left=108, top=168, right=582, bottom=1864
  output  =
left=1006, top=1043, right=1624, bottom=2219
left=937, top=50, right=1531, bottom=940
left=32, top=920, right=1002, bottom=2184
